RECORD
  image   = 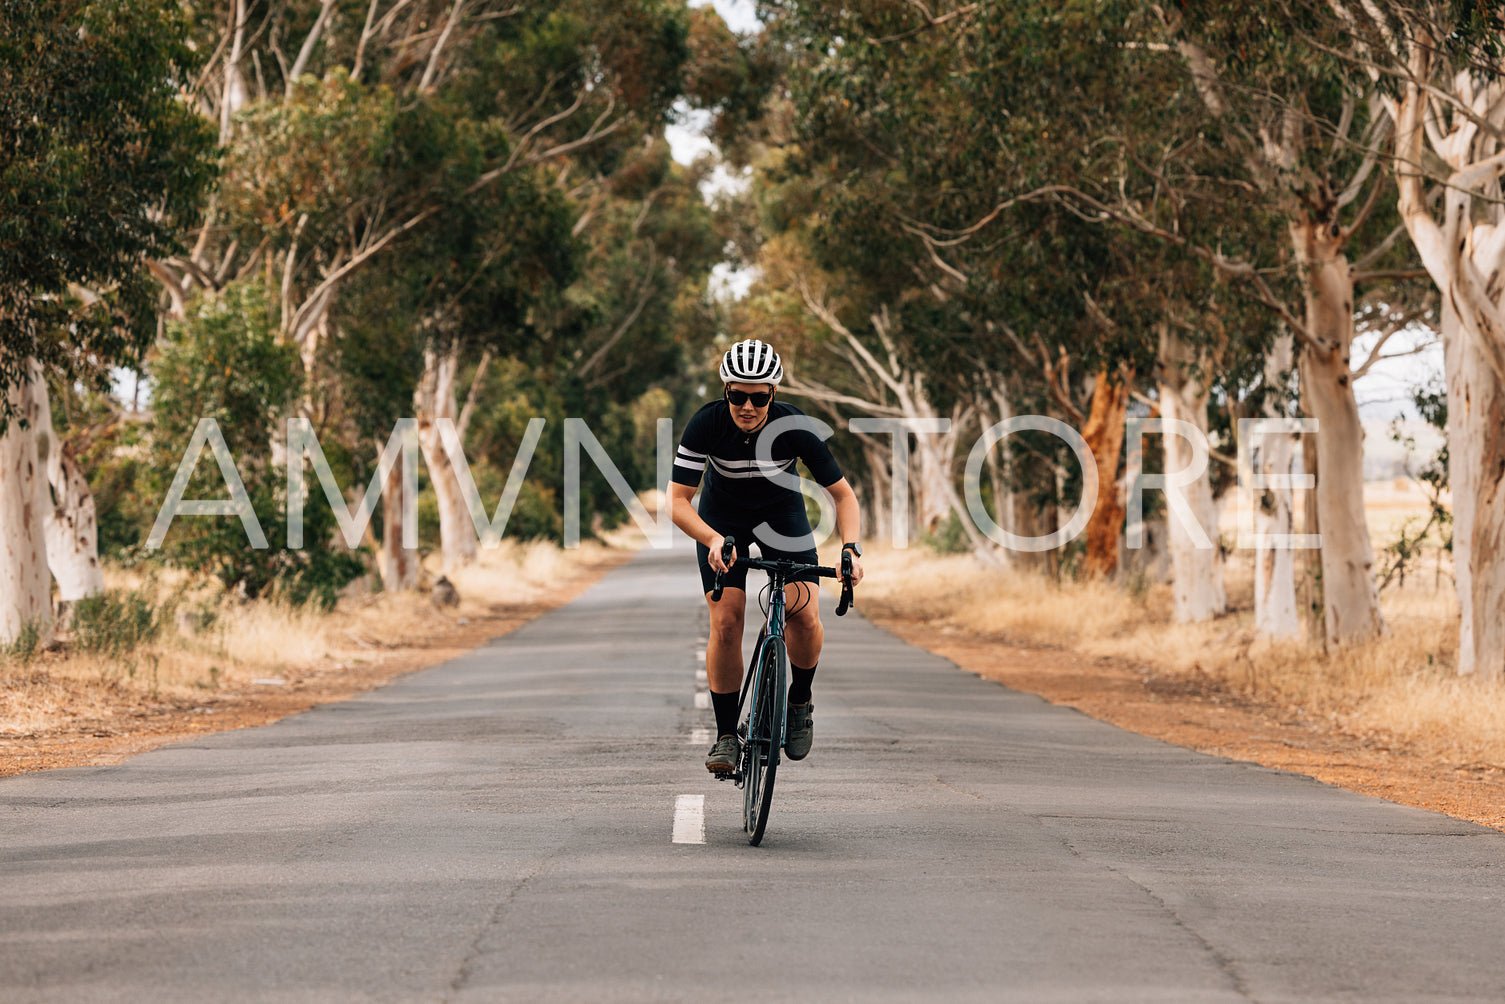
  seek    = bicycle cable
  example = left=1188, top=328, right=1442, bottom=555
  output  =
left=756, top=576, right=816, bottom=621
left=786, top=580, right=815, bottom=619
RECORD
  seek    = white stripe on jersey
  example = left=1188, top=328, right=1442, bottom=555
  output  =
left=677, top=446, right=706, bottom=459
left=674, top=458, right=706, bottom=471
left=709, top=457, right=795, bottom=479
left=711, top=457, right=790, bottom=469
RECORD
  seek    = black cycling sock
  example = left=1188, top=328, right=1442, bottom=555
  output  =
left=710, top=689, right=740, bottom=739
left=788, top=663, right=817, bottom=705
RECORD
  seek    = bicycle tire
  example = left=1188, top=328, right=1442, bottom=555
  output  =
left=744, top=636, right=786, bottom=845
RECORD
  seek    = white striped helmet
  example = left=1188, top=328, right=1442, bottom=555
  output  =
left=719, top=339, right=784, bottom=386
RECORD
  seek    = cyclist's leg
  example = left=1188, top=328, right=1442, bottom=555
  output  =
left=702, top=586, right=748, bottom=771
left=704, top=586, right=748, bottom=695
left=750, top=499, right=823, bottom=686
left=753, top=500, right=824, bottom=759
left=694, top=504, right=754, bottom=691
left=783, top=580, right=823, bottom=673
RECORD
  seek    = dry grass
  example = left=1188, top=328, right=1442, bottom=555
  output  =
left=0, top=539, right=621, bottom=736
left=858, top=519, right=1505, bottom=765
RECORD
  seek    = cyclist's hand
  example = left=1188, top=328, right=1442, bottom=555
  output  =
left=845, top=555, right=864, bottom=588
left=709, top=536, right=737, bottom=574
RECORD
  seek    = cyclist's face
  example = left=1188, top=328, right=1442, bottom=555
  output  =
left=725, top=381, right=773, bottom=430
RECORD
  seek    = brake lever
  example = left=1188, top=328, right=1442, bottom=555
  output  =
left=835, top=548, right=854, bottom=616
left=710, top=535, right=737, bottom=602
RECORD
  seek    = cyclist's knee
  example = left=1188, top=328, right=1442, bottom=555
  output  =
left=787, top=600, right=821, bottom=633
left=707, top=602, right=745, bottom=645
left=710, top=618, right=744, bottom=647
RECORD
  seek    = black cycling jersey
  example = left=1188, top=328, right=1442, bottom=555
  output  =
left=672, top=399, right=844, bottom=509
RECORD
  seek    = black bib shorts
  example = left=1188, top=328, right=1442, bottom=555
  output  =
left=695, top=493, right=821, bottom=596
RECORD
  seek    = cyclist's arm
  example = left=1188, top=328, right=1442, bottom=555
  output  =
left=669, top=484, right=734, bottom=573
left=825, top=478, right=865, bottom=586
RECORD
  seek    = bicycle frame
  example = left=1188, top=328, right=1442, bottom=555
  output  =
left=709, top=536, right=854, bottom=844
left=740, top=569, right=794, bottom=774
left=712, top=538, right=852, bottom=777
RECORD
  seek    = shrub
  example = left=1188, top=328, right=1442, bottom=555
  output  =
left=148, top=282, right=365, bottom=606
left=72, top=588, right=168, bottom=660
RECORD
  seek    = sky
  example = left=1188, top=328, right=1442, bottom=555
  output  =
left=665, top=0, right=758, bottom=170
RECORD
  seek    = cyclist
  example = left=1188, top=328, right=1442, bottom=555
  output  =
left=668, top=339, right=865, bottom=775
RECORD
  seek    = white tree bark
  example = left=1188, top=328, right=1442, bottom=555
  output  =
left=1158, top=329, right=1226, bottom=622
left=219, top=0, right=250, bottom=143
left=859, top=441, right=893, bottom=547
left=0, top=362, right=54, bottom=645
left=1254, top=333, right=1301, bottom=638
left=982, top=381, right=1018, bottom=542
left=379, top=445, right=419, bottom=592
left=909, top=393, right=972, bottom=538
left=1385, top=44, right=1505, bottom=675
left=415, top=343, right=477, bottom=574
left=1166, top=29, right=1384, bottom=644
left=786, top=291, right=996, bottom=558
left=1291, top=219, right=1385, bottom=646
left=30, top=372, right=104, bottom=608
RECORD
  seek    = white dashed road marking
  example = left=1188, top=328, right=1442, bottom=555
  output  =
left=673, top=794, right=705, bottom=844
left=694, top=691, right=710, bottom=709
left=688, top=727, right=712, bottom=745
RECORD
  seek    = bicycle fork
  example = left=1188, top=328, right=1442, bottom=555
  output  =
left=728, top=591, right=788, bottom=788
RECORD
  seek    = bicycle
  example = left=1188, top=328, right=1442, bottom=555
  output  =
left=710, top=535, right=855, bottom=846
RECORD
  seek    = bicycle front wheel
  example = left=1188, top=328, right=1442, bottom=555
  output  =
left=742, top=635, right=786, bottom=846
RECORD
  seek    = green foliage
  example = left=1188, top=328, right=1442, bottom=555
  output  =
left=1, top=621, right=42, bottom=666
left=148, top=282, right=364, bottom=606
left=923, top=513, right=972, bottom=556
left=71, top=588, right=168, bottom=660
left=0, top=0, right=217, bottom=416
left=152, top=284, right=299, bottom=460
left=1385, top=377, right=1453, bottom=574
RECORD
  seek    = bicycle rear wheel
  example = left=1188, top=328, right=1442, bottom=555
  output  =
left=741, top=635, right=785, bottom=846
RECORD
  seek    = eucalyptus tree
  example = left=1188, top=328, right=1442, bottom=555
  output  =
left=759, top=0, right=1270, bottom=594
left=1048, top=4, right=1439, bottom=643
left=150, top=0, right=701, bottom=579
left=0, top=0, right=216, bottom=643
left=1305, top=1, right=1505, bottom=674
left=803, top=0, right=1424, bottom=643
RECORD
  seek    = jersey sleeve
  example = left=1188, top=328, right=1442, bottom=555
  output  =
left=672, top=407, right=713, bottom=488
left=792, top=419, right=844, bottom=487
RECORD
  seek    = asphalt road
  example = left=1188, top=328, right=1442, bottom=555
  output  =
left=4, top=543, right=1505, bottom=1002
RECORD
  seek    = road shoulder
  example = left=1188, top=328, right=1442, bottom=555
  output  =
left=0, top=549, right=635, bottom=779
left=871, top=613, right=1505, bottom=833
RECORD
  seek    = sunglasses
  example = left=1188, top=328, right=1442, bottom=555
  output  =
left=725, top=389, right=772, bottom=407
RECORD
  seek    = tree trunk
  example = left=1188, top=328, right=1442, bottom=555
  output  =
left=1253, top=427, right=1300, bottom=637
left=979, top=385, right=1019, bottom=570
left=1157, top=336, right=1226, bottom=623
left=1081, top=368, right=1130, bottom=578
left=31, top=373, right=105, bottom=613
left=1442, top=299, right=1505, bottom=675
left=1253, top=333, right=1300, bottom=638
left=911, top=426, right=956, bottom=536
left=415, top=342, right=477, bottom=575
left=379, top=444, right=419, bottom=592
left=860, top=442, right=892, bottom=548
left=1390, top=56, right=1505, bottom=674
left=0, top=361, right=54, bottom=645
left=1298, top=424, right=1325, bottom=643
left=1291, top=219, right=1384, bottom=646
